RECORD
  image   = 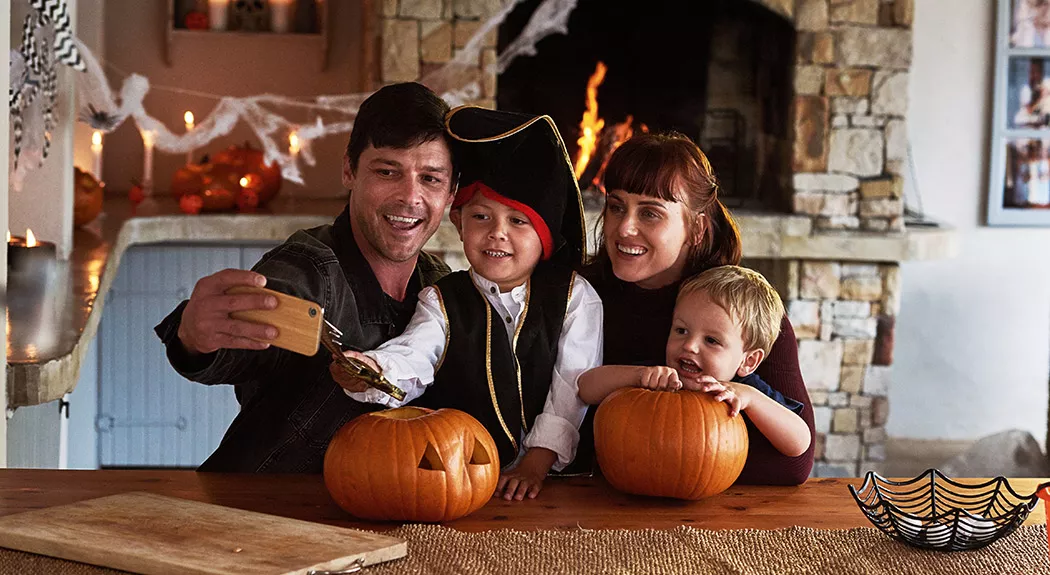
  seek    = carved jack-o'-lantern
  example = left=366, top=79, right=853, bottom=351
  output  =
left=324, top=407, right=499, bottom=522
left=196, top=163, right=242, bottom=212
left=211, top=142, right=282, bottom=205
left=170, top=163, right=206, bottom=199
left=594, top=388, right=749, bottom=500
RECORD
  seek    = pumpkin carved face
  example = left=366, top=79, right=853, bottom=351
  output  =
left=594, top=388, right=749, bottom=500
left=211, top=143, right=282, bottom=205
left=324, top=407, right=499, bottom=522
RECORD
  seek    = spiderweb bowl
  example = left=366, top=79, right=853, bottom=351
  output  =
left=848, top=469, right=1044, bottom=552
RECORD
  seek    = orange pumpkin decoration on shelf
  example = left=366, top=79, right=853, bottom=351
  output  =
left=170, top=163, right=206, bottom=199
left=594, top=388, right=749, bottom=500
left=196, top=163, right=243, bottom=212
left=179, top=194, right=204, bottom=215
left=73, top=167, right=104, bottom=227
left=324, top=407, right=499, bottom=522
left=211, top=142, right=282, bottom=205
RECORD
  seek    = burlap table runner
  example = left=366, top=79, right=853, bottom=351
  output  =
left=2, top=523, right=1047, bottom=574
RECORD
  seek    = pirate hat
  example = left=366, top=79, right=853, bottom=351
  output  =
left=446, top=106, right=585, bottom=265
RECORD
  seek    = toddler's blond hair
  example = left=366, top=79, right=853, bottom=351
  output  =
left=677, top=265, right=784, bottom=356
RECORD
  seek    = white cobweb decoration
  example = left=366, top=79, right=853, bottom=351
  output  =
left=9, top=0, right=580, bottom=192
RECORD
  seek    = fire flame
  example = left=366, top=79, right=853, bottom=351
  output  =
left=26, top=228, right=37, bottom=247
left=590, top=115, right=650, bottom=191
left=574, top=62, right=607, bottom=178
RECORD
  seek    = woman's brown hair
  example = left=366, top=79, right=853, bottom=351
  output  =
left=592, top=132, right=742, bottom=277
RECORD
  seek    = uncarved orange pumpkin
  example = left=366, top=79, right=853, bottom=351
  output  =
left=73, top=167, right=104, bottom=227
left=594, top=387, right=749, bottom=500
left=324, top=407, right=499, bottom=522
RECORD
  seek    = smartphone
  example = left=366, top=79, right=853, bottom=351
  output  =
left=226, top=286, right=322, bottom=356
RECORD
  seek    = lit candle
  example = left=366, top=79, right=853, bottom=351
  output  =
left=289, top=131, right=301, bottom=160
left=90, top=131, right=103, bottom=179
left=8, top=228, right=57, bottom=273
left=208, top=0, right=229, bottom=31
left=270, top=0, right=294, bottom=33
left=141, top=130, right=155, bottom=195
left=184, top=111, right=195, bottom=165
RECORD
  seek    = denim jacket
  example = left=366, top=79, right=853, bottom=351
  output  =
left=154, top=206, right=449, bottom=472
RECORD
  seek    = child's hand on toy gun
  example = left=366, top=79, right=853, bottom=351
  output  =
left=638, top=366, right=684, bottom=392
left=329, top=350, right=380, bottom=393
left=683, top=376, right=747, bottom=417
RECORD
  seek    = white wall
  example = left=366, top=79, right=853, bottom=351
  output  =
left=9, top=0, right=76, bottom=258
left=891, top=0, right=1050, bottom=444
left=1, top=0, right=11, bottom=467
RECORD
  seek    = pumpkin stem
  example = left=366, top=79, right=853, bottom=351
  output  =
left=418, top=442, right=445, bottom=472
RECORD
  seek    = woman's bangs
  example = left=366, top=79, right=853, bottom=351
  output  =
left=603, top=143, right=688, bottom=203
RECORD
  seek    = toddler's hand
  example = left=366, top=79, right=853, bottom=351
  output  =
left=639, top=366, right=683, bottom=391
left=329, top=350, right=379, bottom=393
left=495, top=466, right=546, bottom=501
left=694, top=380, right=746, bottom=417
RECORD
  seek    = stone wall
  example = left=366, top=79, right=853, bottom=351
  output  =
left=378, top=0, right=497, bottom=109
left=790, top=0, right=913, bottom=232
left=747, top=257, right=900, bottom=477
left=375, top=0, right=916, bottom=478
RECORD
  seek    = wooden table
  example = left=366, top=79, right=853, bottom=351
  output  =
left=1, top=470, right=1045, bottom=531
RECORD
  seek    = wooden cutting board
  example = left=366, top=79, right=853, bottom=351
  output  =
left=0, top=492, right=406, bottom=574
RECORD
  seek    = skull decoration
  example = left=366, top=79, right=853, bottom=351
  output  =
left=230, top=0, right=267, bottom=32
left=324, top=407, right=500, bottom=522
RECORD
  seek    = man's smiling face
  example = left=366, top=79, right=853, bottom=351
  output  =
left=344, top=141, right=455, bottom=264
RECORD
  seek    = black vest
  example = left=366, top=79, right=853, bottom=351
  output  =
left=412, top=264, right=575, bottom=468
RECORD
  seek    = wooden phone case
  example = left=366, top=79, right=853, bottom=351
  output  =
left=226, top=286, right=322, bottom=356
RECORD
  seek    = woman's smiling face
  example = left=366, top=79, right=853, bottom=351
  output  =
left=603, top=189, right=695, bottom=290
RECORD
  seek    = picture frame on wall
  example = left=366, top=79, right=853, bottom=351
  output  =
left=990, top=0, right=1050, bottom=224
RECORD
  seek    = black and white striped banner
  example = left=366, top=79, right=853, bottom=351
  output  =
left=40, top=36, right=56, bottom=162
left=20, top=13, right=39, bottom=73
left=30, top=0, right=84, bottom=71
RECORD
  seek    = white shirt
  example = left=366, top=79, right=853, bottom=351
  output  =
left=346, top=269, right=603, bottom=471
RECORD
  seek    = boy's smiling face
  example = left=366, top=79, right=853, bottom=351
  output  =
left=451, top=192, right=543, bottom=292
left=665, top=289, right=764, bottom=383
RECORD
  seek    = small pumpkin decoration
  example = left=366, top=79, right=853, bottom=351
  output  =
left=324, top=407, right=499, bottom=522
left=594, top=388, right=749, bottom=500
left=211, top=142, right=282, bottom=205
left=179, top=194, right=204, bottom=215
left=73, top=167, right=104, bottom=227
left=170, top=163, right=207, bottom=199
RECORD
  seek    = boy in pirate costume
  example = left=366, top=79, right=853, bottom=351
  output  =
left=333, top=106, right=603, bottom=501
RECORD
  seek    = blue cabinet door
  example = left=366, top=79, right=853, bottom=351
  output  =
left=97, top=245, right=244, bottom=468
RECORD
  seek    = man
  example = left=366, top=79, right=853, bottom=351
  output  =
left=154, top=83, right=457, bottom=472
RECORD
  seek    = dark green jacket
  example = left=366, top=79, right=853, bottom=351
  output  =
left=154, top=206, right=449, bottom=472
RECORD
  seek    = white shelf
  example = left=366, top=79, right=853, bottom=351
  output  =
left=165, top=1, right=331, bottom=70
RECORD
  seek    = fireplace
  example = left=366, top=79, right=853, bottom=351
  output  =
left=497, top=0, right=795, bottom=209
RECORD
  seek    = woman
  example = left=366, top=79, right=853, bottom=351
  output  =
left=575, top=133, right=815, bottom=485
